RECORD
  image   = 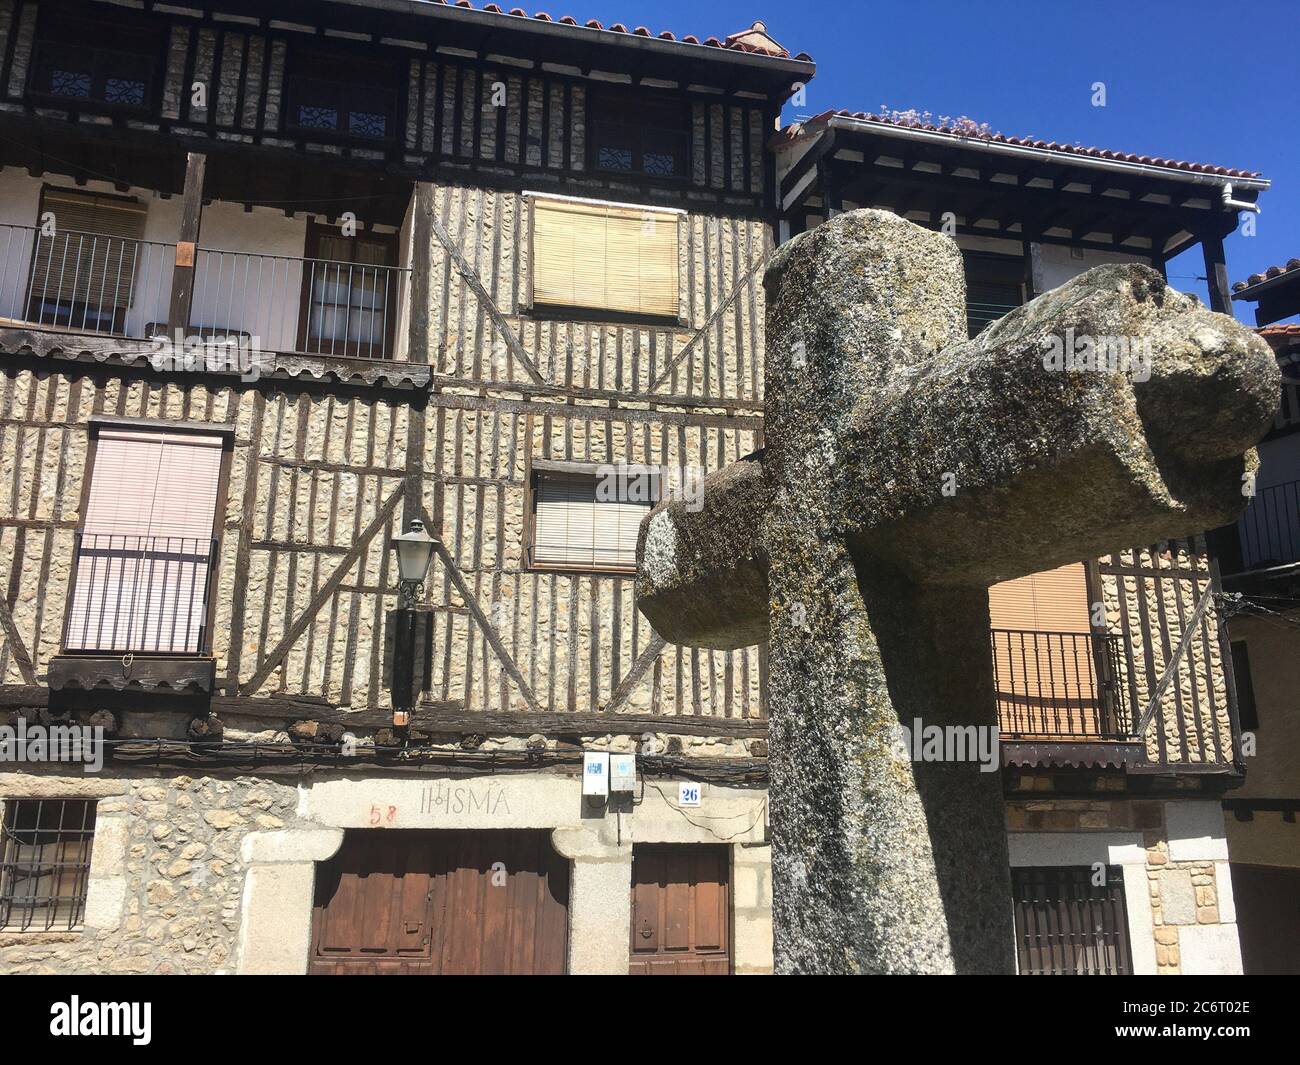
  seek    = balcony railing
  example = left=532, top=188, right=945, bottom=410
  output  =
left=0, top=225, right=176, bottom=336
left=1235, top=479, right=1300, bottom=572
left=991, top=629, right=1130, bottom=741
left=0, top=223, right=409, bottom=361
left=63, top=534, right=216, bottom=655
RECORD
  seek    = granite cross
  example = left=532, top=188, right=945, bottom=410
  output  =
left=634, top=210, right=1279, bottom=974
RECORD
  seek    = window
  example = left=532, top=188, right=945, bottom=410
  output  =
left=528, top=464, right=651, bottom=573
left=988, top=564, right=1127, bottom=739
left=29, top=10, right=160, bottom=111
left=0, top=799, right=97, bottom=933
left=529, top=194, right=680, bottom=320
left=1231, top=641, right=1259, bottom=731
left=64, top=426, right=227, bottom=654
left=1011, top=865, right=1133, bottom=975
left=285, top=49, right=396, bottom=142
left=590, top=92, right=690, bottom=179
left=964, top=251, right=1025, bottom=337
left=26, top=187, right=147, bottom=333
left=298, top=222, right=400, bottom=359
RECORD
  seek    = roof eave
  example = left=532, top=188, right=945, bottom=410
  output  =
left=819, top=113, right=1270, bottom=191
left=321, top=0, right=816, bottom=84
left=1232, top=270, right=1300, bottom=302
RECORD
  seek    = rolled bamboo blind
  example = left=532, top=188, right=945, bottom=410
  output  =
left=531, top=196, right=679, bottom=318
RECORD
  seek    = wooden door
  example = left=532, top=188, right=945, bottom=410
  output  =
left=629, top=844, right=730, bottom=975
left=309, top=830, right=569, bottom=975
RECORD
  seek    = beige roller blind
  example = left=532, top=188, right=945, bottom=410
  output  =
left=532, top=472, right=649, bottom=570
left=66, top=428, right=224, bottom=653
left=28, top=188, right=147, bottom=310
left=531, top=195, right=679, bottom=318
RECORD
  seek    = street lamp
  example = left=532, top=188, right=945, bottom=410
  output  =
left=391, top=519, right=436, bottom=607
left=387, top=519, right=438, bottom=727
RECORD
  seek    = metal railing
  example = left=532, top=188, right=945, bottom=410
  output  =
left=1236, top=479, right=1300, bottom=571
left=193, top=248, right=407, bottom=360
left=0, top=799, right=97, bottom=934
left=0, top=224, right=175, bottom=336
left=0, top=223, right=410, bottom=361
left=63, top=534, right=216, bottom=655
left=991, top=629, right=1130, bottom=740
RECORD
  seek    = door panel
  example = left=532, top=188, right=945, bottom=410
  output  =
left=310, top=830, right=568, bottom=975
left=629, top=844, right=730, bottom=975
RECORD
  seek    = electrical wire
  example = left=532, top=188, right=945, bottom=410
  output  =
left=644, top=779, right=767, bottom=842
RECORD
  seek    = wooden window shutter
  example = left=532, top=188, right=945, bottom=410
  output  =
left=28, top=188, right=147, bottom=311
left=66, top=428, right=224, bottom=653
left=530, top=195, right=679, bottom=318
left=532, top=472, right=648, bottom=571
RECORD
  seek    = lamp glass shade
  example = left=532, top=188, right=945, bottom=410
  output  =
left=393, top=520, right=436, bottom=584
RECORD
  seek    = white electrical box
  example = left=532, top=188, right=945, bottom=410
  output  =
left=609, top=754, right=637, bottom=792
left=583, top=752, right=609, bottom=797
left=678, top=781, right=702, bottom=807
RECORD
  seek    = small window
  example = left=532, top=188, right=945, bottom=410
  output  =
left=964, top=251, right=1025, bottom=337
left=529, top=195, right=680, bottom=320
left=528, top=465, right=651, bottom=573
left=65, top=426, right=227, bottom=654
left=285, top=48, right=396, bottom=142
left=29, top=10, right=161, bottom=111
left=299, top=222, right=401, bottom=359
left=0, top=799, right=97, bottom=933
left=590, top=92, right=690, bottom=179
left=1231, top=641, right=1259, bottom=731
left=1011, top=865, right=1133, bottom=975
left=26, top=187, right=147, bottom=332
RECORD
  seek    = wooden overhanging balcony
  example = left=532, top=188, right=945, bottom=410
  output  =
left=991, top=629, right=1131, bottom=742
left=0, top=223, right=410, bottom=363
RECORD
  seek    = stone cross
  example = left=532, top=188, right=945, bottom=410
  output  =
left=635, top=210, right=1279, bottom=974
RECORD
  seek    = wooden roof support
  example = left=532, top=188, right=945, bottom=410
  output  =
left=166, top=151, right=206, bottom=335
left=1201, top=233, right=1231, bottom=314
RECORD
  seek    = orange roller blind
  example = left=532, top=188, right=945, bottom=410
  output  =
left=530, top=195, right=679, bottom=318
left=989, top=562, right=1091, bottom=632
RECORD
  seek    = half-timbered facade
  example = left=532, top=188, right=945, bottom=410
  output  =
left=0, top=0, right=1267, bottom=976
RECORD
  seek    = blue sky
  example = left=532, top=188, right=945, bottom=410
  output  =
left=583, top=0, right=1297, bottom=322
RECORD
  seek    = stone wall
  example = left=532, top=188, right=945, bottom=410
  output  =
left=1006, top=797, right=1241, bottom=975
left=0, top=769, right=304, bottom=974
left=0, top=767, right=774, bottom=975
left=1098, top=540, right=1233, bottom=765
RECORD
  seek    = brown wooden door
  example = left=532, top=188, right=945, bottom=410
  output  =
left=629, top=844, right=730, bottom=975
left=310, top=830, right=569, bottom=974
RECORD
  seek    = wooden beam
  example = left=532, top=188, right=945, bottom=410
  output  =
left=239, top=483, right=405, bottom=695
left=166, top=151, right=206, bottom=335
left=417, top=705, right=768, bottom=738
left=1201, top=235, right=1231, bottom=313
left=0, top=598, right=37, bottom=685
